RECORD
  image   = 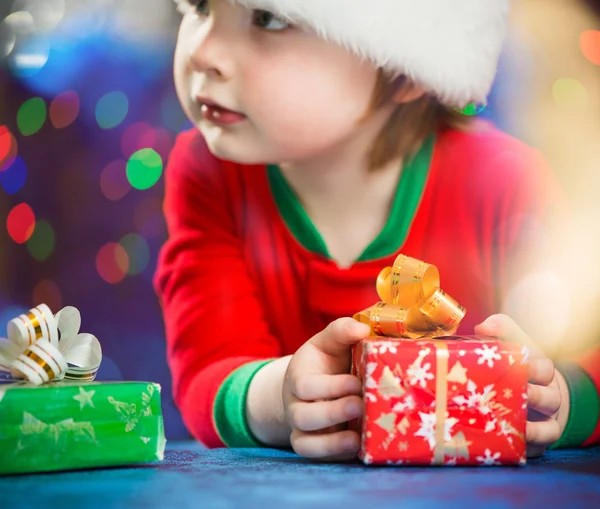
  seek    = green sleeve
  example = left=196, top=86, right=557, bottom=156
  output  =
left=213, top=359, right=276, bottom=447
left=550, top=361, right=600, bottom=449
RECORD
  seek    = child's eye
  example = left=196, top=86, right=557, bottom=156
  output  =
left=252, top=10, right=290, bottom=31
left=190, top=0, right=210, bottom=16
left=174, top=0, right=209, bottom=16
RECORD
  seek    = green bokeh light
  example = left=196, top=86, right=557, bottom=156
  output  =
left=126, top=148, right=163, bottom=190
left=17, top=98, right=47, bottom=136
left=26, top=219, right=55, bottom=261
left=458, top=102, right=486, bottom=116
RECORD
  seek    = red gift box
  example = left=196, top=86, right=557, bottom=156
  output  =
left=350, top=335, right=528, bottom=466
left=350, top=254, right=529, bottom=466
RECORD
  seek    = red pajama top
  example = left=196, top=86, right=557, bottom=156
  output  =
left=154, top=123, right=600, bottom=450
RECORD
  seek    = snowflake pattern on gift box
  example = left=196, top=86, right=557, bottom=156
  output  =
left=485, top=418, right=497, bottom=433
left=365, top=362, right=378, bottom=390
left=474, top=344, right=502, bottom=368
left=392, top=394, right=416, bottom=413
left=356, top=336, right=527, bottom=466
left=452, top=379, right=495, bottom=414
left=414, top=411, right=459, bottom=450
left=378, top=343, right=398, bottom=355
left=476, top=449, right=502, bottom=466
left=406, top=348, right=434, bottom=389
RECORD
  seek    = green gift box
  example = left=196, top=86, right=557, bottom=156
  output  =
left=0, top=381, right=166, bottom=475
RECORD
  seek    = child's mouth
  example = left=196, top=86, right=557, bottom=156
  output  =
left=197, top=98, right=246, bottom=126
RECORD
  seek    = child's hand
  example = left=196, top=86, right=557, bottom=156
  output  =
left=475, top=314, right=570, bottom=457
left=282, top=318, right=371, bottom=461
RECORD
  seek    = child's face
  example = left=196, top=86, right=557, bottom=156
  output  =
left=174, top=0, right=383, bottom=164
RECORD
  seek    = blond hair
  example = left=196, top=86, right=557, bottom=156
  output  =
left=367, top=70, right=474, bottom=170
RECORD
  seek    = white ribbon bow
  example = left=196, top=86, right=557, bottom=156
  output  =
left=0, top=304, right=102, bottom=385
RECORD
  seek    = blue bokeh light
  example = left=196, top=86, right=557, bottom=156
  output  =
left=0, top=156, right=28, bottom=195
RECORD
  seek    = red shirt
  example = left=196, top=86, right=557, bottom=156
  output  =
left=154, top=124, right=599, bottom=449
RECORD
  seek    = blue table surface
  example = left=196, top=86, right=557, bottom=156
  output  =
left=2, top=443, right=600, bottom=509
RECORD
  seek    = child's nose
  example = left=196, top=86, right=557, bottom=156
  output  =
left=187, top=19, right=233, bottom=79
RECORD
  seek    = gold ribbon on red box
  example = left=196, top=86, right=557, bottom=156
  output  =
left=352, top=254, right=482, bottom=465
left=353, top=254, right=467, bottom=339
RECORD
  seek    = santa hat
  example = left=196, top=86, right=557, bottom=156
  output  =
left=233, top=0, right=511, bottom=107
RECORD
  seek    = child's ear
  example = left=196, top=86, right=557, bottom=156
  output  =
left=392, top=81, right=427, bottom=104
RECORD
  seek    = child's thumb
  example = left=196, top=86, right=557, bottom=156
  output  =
left=310, top=317, right=371, bottom=357
left=475, top=314, right=537, bottom=349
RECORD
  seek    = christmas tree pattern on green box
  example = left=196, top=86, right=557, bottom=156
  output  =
left=0, top=381, right=166, bottom=475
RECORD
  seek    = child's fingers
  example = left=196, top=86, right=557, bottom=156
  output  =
left=290, top=428, right=360, bottom=460
left=475, top=314, right=539, bottom=351
left=292, top=373, right=362, bottom=401
left=526, top=418, right=561, bottom=446
left=526, top=444, right=547, bottom=458
left=310, top=318, right=371, bottom=357
left=286, top=395, right=363, bottom=432
left=528, top=383, right=561, bottom=416
left=528, top=355, right=555, bottom=386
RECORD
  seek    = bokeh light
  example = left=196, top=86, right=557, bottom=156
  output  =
left=1, top=11, right=50, bottom=79
left=0, top=17, right=18, bottom=59
left=0, top=156, right=27, bottom=194
left=134, top=197, right=166, bottom=238
left=121, top=123, right=174, bottom=161
left=32, top=279, right=63, bottom=311
left=140, top=127, right=173, bottom=161
left=17, top=97, right=47, bottom=136
left=126, top=148, right=163, bottom=190
left=121, top=122, right=154, bottom=158
left=6, top=203, right=35, bottom=244
left=26, top=220, right=56, bottom=261
left=502, top=271, right=571, bottom=355
left=110, top=0, right=174, bottom=44
left=96, top=91, right=129, bottom=129
left=13, top=0, right=67, bottom=32
left=100, top=159, right=131, bottom=201
left=0, top=126, right=18, bottom=171
left=580, top=30, right=600, bottom=66
left=96, top=242, right=129, bottom=284
left=459, top=103, right=487, bottom=116
left=7, top=35, right=51, bottom=78
left=161, top=91, right=190, bottom=133
left=56, top=0, right=110, bottom=40
left=119, top=233, right=150, bottom=275
left=49, top=90, right=80, bottom=128
left=552, top=77, right=588, bottom=109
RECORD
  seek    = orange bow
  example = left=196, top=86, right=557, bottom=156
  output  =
left=353, top=254, right=467, bottom=339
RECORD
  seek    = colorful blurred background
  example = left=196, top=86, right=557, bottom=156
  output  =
left=1, top=0, right=599, bottom=441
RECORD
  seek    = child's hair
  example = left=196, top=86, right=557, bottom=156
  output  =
left=366, top=70, right=474, bottom=171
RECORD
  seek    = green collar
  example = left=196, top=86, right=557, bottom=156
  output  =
left=267, top=134, right=434, bottom=262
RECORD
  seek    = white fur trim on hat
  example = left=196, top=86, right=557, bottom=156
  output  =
left=232, top=0, right=511, bottom=107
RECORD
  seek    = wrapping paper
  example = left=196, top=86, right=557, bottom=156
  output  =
left=351, top=336, right=528, bottom=466
left=0, top=381, right=166, bottom=475
left=350, top=254, right=529, bottom=466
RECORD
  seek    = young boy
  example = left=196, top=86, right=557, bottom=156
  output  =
left=154, top=0, right=599, bottom=460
